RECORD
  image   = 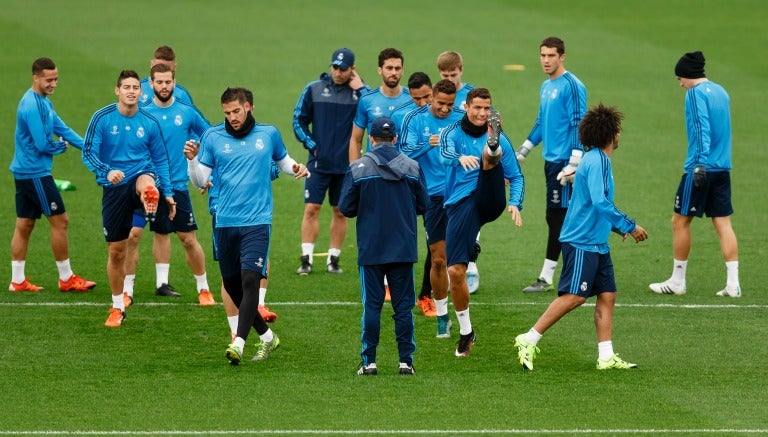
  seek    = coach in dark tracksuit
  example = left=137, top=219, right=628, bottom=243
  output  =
left=339, top=116, right=428, bottom=375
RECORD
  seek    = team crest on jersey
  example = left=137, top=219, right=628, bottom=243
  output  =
left=50, top=202, right=58, bottom=212
left=255, top=139, right=264, bottom=150
left=373, top=106, right=383, bottom=116
left=136, top=127, right=145, bottom=138
left=321, top=87, right=331, bottom=98
left=141, top=93, right=149, bottom=104
left=255, top=257, right=264, bottom=268
left=174, top=115, right=183, bottom=126
left=111, top=125, right=119, bottom=135
left=223, top=143, right=232, bottom=154
left=549, top=89, right=559, bottom=100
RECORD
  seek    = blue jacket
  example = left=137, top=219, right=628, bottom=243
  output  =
left=293, top=72, right=364, bottom=174
left=339, top=143, right=428, bottom=265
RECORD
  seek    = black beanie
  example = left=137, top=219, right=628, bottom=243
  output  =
left=675, top=51, right=706, bottom=79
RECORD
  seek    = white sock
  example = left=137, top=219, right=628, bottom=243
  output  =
left=259, top=329, right=274, bottom=343
left=725, top=261, right=739, bottom=288
left=112, top=294, right=125, bottom=312
left=123, top=274, right=135, bottom=296
left=539, top=259, right=558, bottom=284
left=598, top=340, right=614, bottom=361
left=156, top=263, right=170, bottom=287
left=671, top=259, right=687, bottom=284
left=11, top=260, right=26, bottom=283
left=434, top=297, right=449, bottom=317
left=194, top=273, right=209, bottom=293
left=301, top=243, right=315, bottom=263
left=455, top=309, right=472, bottom=335
left=327, top=247, right=341, bottom=264
left=56, top=259, right=74, bottom=281
left=227, top=315, right=238, bottom=334
left=525, top=328, right=542, bottom=345
left=259, top=287, right=267, bottom=306
left=233, top=337, right=245, bottom=349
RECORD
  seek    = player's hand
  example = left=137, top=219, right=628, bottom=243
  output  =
left=107, top=170, right=125, bottom=185
left=516, top=140, right=534, bottom=164
left=556, top=164, right=577, bottom=186
left=184, top=140, right=200, bottom=160
left=429, top=134, right=440, bottom=147
left=459, top=155, right=479, bottom=171
left=628, top=225, right=648, bottom=243
left=349, top=71, right=364, bottom=91
left=692, top=165, right=707, bottom=188
left=199, top=181, right=213, bottom=195
left=293, top=163, right=310, bottom=179
left=508, top=205, right=522, bottom=227
left=165, top=197, right=176, bottom=220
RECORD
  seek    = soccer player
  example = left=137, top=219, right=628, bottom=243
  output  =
left=339, top=116, right=428, bottom=376
left=516, top=36, right=587, bottom=293
left=293, top=48, right=366, bottom=276
left=348, top=47, right=412, bottom=162
left=186, top=87, right=309, bottom=364
left=514, top=103, right=648, bottom=371
left=390, top=72, right=433, bottom=144
left=649, top=51, right=741, bottom=298
left=121, top=63, right=214, bottom=308
left=9, top=57, right=96, bottom=293
left=436, top=50, right=475, bottom=111
left=82, top=70, right=176, bottom=327
left=439, top=88, right=524, bottom=357
left=401, top=79, right=465, bottom=332
left=140, top=45, right=196, bottom=107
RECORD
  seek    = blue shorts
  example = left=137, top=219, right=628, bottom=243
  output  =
left=304, top=171, right=344, bottom=206
left=101, top=177, right=145, bottom=242
left=148, top=190, right=199, bottom=234
left=214, top=224, right=270, bottom=279
left=14, top=176, right=66, bottom=219
left=211, top=214, right=219, bottom=262
left=423, top=195, right=447, bottom=245
left=544, top=160, right=571, bottom=209
left=674, top=171, right=733, bottom=218
left=557, top=242, right=616, bottom=298
left=445, top=195, right=482, bottom=266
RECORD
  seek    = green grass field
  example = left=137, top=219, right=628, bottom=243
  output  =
left=1, top=0, right=767, bottom=435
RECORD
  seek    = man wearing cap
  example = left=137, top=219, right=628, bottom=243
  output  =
left=649, top=51, right=741, bottom=298
left=293, top=48, right=366, bottom=275
left=339, top=116, right=428, bottom=376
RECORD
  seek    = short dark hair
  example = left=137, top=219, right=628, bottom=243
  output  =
left=433, top=79, right=457, bottom=96
left=466, top=87, right=491, bottom=106
left=378, top=47, right=404, bottom=67
left=540, top=36, right=565, bottom=55
left=221, top=87, right=250, bottom=105
left=32, top=57, right=56, bottom=74
left=153, top=45, right=176, bottom=61
left=116, top=70, right=140, bottom=87
left=437, top=51, right=463, bottom=72
left=579, top=103, right=624, bottom=152
left=150, top=63, right=175, bottom=80
left=407, top=72, right=431, bottom=90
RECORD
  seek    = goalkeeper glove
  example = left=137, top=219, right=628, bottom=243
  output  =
left=516, top=139, right=534, bottom=163
left=556, top=149, right=583, bottom=186
left=692, top=165, right=707, bottom=188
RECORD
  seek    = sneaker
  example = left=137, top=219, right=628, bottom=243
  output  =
left=455, top=330, right=476, bottom=357
left=142, top=185, right=160, bottom=222
left=417, top=296, right=437, bottom=317
left=486, top=109, right=502, bottom=151
left=715, top=285, right=741, bottom=298
left=384, top=285, right=391, bottom=302
left=467, top=262, right=479, bottom=295
left=156, top=283, right=181, bottom=297
left=398, top=362, right=415, bottom=375
left=258, top=305, right=278, bottom=323
left=198, top=289, right=216, bottom=306
left=297, top=255, right=312, bottom=275
left=104, top=308, right=125, bottom=328
left=523, top=278, right=554, bottom=293
left=252, top=334, right=280, bottom=362
left=514, top=333, right=540, bottom=370
left=58, top=274, right=96, bottom=292
left=226, top=344, right=243, bottom=365
left=436, top=315, right=452, bottom=339
left=357, top=362, right=377, bottom=375
left=649, top=279, right=686, bottom=295
left=123, top=292, right=133, bottom=308
left=326, top=255, right=343, bottom=274
left=9, top=279, right=43, bottom=292
left=596, top=354, right=637, bottom=370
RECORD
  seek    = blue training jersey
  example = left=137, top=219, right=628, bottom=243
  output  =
left=454, top=83, right=475, bottom=111
left=683, top=80, right=732, bottom=172
left=11, top=88, right=84, bottom=179
left=559, top=148, right=636, bottom=254
left=401, top=104, right=465, bottom=196
left=140, top=78, right=195, bottom=107
left=526, top=71, right=586, bottom=163
left=82, top=103, right=173, bottom=197
left=197, top=122, right=288, bottom=228
left=141, top=98, right=210, bottom=190
left=390, top=100, right=417, bottom=148
left=353, top=86, right=411, bottom=151
left=438, top=120, right=524, bottom=210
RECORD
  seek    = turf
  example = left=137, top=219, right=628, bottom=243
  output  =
left=0, top=0, right=766, bottom=435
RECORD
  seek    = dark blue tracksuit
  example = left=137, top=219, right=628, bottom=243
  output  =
left=338, top=143, right=428, bottom=367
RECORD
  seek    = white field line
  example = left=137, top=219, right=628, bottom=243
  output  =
left=0, top=428, right=767, bottom=435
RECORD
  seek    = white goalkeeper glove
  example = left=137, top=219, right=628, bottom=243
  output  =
left=516, top=139, right=534, bottom=164
left=556, top=149, right=583, bottom=186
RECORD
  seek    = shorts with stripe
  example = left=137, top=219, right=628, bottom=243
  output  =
left=545, top=160, right=571, bottom=209
left=14, top=176, right=66, bottom=219
left=557, top=242, right=616, bottom=298
left=674, top=171, right=733, bottom=218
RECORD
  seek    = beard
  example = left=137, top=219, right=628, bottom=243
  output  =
left=384, top=76, right=400, bottom=89
left=154, top=88, right=174, bottom=103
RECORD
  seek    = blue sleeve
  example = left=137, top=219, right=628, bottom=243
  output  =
left=23, top=97, right=67, bottom=156
left=568, top=80, right=587, bottom=152
left=52, top=111, right=84, bottom=150
left=686, top=88, right=710, bottom=166
left=147, top=121, right=173, bottom=197
left=337, top=168, right=358, bottom=218
left=438, top=124, right=461, bottom=167
left=270, top=127, right=289, bottom=162
left=500, top=135, right=524, bottom=210
left=292, top=83, right=316, bottom=150
left=82, top=110, right=110, bottom=179
left=353, top=96, right=368, bottom=130
left=401, top=111, right=429, bottom=159
left=587, top=159, right=635, bottom=234
left=191, top=110, right=210, bottom=140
